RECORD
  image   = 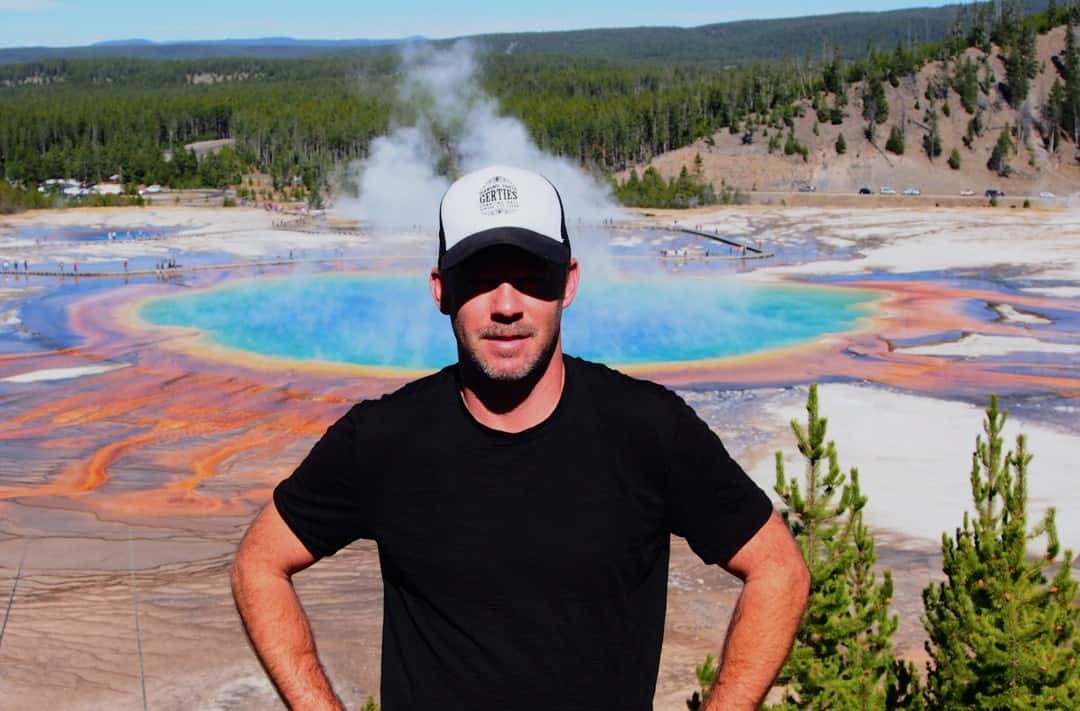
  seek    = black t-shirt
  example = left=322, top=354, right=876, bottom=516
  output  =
left=274, top=355, right=772, bottom=711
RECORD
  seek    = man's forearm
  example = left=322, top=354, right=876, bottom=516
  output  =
left=231, top=560, right=345, bottom=710
left=704, top=564, right=809, bottom=710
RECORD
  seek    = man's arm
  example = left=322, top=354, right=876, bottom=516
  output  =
left=704, top=511, right=809, bottom=710
left=231, top=501, right=345, bottom=710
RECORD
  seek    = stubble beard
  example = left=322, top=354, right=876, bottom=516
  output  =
left=454, top=308, right=563, bottom=383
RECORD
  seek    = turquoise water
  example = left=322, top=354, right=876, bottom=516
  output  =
left=139, top=273, right=878, bottom=369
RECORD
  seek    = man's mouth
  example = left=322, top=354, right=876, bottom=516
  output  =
left=480, top=328, right=533, bottom=341
left=480, top=329, right=534, bottom=355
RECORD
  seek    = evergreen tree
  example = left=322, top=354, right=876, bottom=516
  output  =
left=862, top=76, right=889, bottom=125
left=885, top=125, right=905, bottom=155
left=946, top=9, right=968, bottom=57
left=784, top=132, right=809, bottom=161
left=835, top=133, right=847, bottom=155
left=1063, top=21, right=1080, bottom=144
left=822, top=50, right=844, bottom=95
left=922, top=397, right=1080, bottom=709
left=622, top=167, right=642, bottom=205
left=988, top=124, right=1014, bottom=176
left=953, top=57, right=981, bottom=115
left=1047, top=0, right=1061, bottom=28
left=1046, top=79, right=1066, bottom=152
left=964, top=111, right=984, bottom=149
left=1003, top=23, right=1039, bottom=108
left=991, top=0, right=1024, bottom=49
left=948, top=146, right=962, bottom=169
left=922, top=110, right=943, bottom=160
left=673, top=165, right=694, bottom=208
left=766, top=385, right=920, bottom=710
left=686, top=654, right=719, bottom=711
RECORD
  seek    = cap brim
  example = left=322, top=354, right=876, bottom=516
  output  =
left=439, top=227, right=570, bottom=270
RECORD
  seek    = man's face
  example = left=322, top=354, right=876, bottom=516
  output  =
left=431, top=246, right=579, bottom=382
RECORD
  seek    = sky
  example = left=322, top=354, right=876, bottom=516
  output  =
left=0, top=0, right=953, bottom=48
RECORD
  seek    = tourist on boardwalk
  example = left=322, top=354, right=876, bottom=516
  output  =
left=231, top=165, right=809, bottom=711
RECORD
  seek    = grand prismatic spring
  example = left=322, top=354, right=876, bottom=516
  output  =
left=1, top=205, right=1078, bottom=709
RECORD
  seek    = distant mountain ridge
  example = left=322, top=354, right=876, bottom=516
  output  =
left=0, top=1, right=1052, bottom=65
left=0, top=36, right=425, bottom=64
left=91, top=36, right=425, bottom=47
left=92, top=39, right=156, bottom=46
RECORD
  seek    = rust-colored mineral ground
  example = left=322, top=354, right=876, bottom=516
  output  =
left=1, top=205, right=1077, bottom=709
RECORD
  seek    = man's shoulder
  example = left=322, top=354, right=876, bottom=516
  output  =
left=566, top=355, right=676, bottom=401
left=565, top=356, right=684, bottom=424
left=343, top=366, right=458, bottom=424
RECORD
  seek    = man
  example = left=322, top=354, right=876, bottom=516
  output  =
left=232, top=165, right=809, bottom=710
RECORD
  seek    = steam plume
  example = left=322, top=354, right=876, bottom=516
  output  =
left=337, top=42, right=619, bottom=236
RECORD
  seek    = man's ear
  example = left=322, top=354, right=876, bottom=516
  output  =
left=430, top=267, right=450, bottom=315
left=562, top=257, right=580, bottom=308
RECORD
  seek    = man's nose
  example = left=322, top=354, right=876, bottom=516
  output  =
left=490, top=281, right=524, bottom=323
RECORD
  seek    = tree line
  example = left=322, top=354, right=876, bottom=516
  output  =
left=2, top=1, right=1078, bottom=212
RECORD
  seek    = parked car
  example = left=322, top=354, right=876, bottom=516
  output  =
left=985, top=189, right=1005, bottom=198
left=1039, top=191, right=1056, bottom=199
left=798, top=184, right=815, bottom=192
left=960, top=189, right=975, bottom=196
left=880, top=185, right=896, bottom=195
left=902, top=187, right=921, bottom=196
left=858, top=187, right=872, bottom=195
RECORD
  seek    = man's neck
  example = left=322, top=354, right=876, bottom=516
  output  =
left=458, top=347, right=566, bottom=434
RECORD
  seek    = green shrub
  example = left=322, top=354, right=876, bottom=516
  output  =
left=0, top=181, right=55, bottom=214
left=784, top=132, right=809, bottom=162
left=686, top=654, right=719, bottom=711
left=988, top=125, right=1014, bottom=176
left=885, top=125, right=905, bottom=155
left=767, top=385, right=920, bottom=709
left=922, top=397, right=1080, bottom=708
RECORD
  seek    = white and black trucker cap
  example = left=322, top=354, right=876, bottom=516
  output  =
left=438, top=165, right=571, bottom=270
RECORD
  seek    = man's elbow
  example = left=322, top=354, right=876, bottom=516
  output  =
left=231, top=539, right=298, bottom=602
left=758, top=541, right=810, bottom=613
left=772, top=517, right=810, bottom=609
left=789, top=555, right=810, bottom=610
left=230, top=543, right=275, bottom=603
left=230, top=548, right=252, bottom=604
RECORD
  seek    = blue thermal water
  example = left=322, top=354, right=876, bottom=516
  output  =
left=139, top=273, right=878, bottom=370
left=15, top=225, right=183, bottom=242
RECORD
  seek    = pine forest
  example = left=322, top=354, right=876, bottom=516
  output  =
left=4, top=2, right=1080, bottom=211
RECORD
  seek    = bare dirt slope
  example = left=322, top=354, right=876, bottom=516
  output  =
left=624, top=27, right=1080, bottom=198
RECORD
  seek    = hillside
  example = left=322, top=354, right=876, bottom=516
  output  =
left=471, top=2, right=1047, bottom=64
left=0, top=2, right=1052, bottom=66
left=625, top=25, right=1080, bottom=198
left=3, top=3, right=1077, bottom=214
